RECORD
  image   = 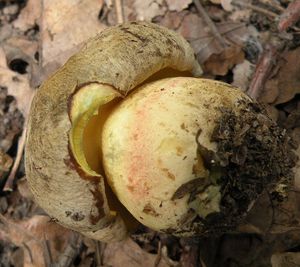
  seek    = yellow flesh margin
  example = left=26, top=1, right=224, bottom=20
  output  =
left=69, top=83, right=120, bottom=176
left=69, top=69, right=192, bottom=177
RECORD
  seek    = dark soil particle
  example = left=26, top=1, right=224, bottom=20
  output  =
left=202, top=100, right=298, bottom=231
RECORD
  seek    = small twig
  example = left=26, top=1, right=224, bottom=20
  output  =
left=154, top=240, right=162, bottom=267
left=115, top=0, right=124, bottom=24
left=188, top=23, right=246, bottom=42
left=3, top=121, right=28, bottom=191
left=235, top=0, right=300, bottom=32
left=43, top=239, right=53, bottom=267
left=232, top=0, right=278, bottom=18
left=193, top=0, right=227, bottom=48
left=247, top=44, right=278, bottom=100
left=161, top=246, right=180, bottom=267
left=95, top=241, right=102, bottom=266
left=278, top=0, right=300, bottom=32
left=3, top=90, right=34, bottom=191
left=258, top=0, right=285, bottom=12
left=23, top=242, right=34, bottom=264
left=95, top=240, right=106, bottom=267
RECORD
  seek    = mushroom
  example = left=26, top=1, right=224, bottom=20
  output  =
left=102, top=77, right=250, bottom=234
left=25, top=21, right=202, bottom=242
left=25, top=21, right=294, bottom=241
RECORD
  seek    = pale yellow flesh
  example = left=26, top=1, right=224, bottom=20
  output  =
left=83, top=98, right=121, bottom=175
left=70, top=83, right=120, bottom=176
left=83, top=98, right=140, bottom=229
left=102, top=77, right=248, bottom=231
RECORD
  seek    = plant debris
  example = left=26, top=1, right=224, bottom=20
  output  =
left=201, top=100, right=298, bottom=230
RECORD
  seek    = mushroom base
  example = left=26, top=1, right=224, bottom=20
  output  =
left=188, top=101, right=298, bottom=235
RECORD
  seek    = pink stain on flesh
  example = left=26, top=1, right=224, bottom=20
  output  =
left=126, top=89, right=162, bottom=199
left=170, top=78, right=182, bottom=88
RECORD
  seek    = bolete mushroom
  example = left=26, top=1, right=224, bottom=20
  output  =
left=102, top=77, right=250, bottom=233
left=25, top=21, right=295, bottom=241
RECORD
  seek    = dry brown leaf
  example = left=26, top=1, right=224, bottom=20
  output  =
left=227, top=0, right=252, bottom=22
left=0, top=47, right=34, bottom=117
left=134, top=0, right=167, bottom=21
left=41, top=0, right=106, bottom=73
left=177, top=13, right=250, bottom=75
left=12, top=0, right=42, bottom=31
left=178, top=13, right=216, bottom=63
left=271, top=252, right=300, bottom=267
left=263, top=47, right=300, bottom=105
left=103, top=237, right=171, bottom=267
left=240, top=143, right=300, bottom=235
left=158, top=10, right=188, bottom=29
left=204, top=45, right=244, bottom=76
left=122, top=0, right=137, bottom=21
left=0, top=150, right=12, bottom=172
left=229, top=9, right=252, bottom=23
left=11, top=248, right=24, bottom=267
left=261, top=79, right=279, bottom=104
left=218, top=22, right=250, bottom=46
left=0, top=215, right=74, bottom=267
left=273, top=48, right=300, bottom=105
left=165, top=0, right=192, bottom=11
left=244, top=190, right=300, bottom=235
left=17, top=177, right=34, bottom=200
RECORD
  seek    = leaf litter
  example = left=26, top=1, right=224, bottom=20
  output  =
left=1, top=0, right=300, bottom=266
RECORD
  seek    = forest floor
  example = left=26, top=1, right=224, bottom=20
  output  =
left=0, top=0, right=300, bottom=267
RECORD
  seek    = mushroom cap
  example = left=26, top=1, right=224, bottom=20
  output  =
left=102, top=77, right=250, bottom=233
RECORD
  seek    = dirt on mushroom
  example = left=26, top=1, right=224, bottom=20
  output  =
left=197, top=100, right=298, bottom=233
